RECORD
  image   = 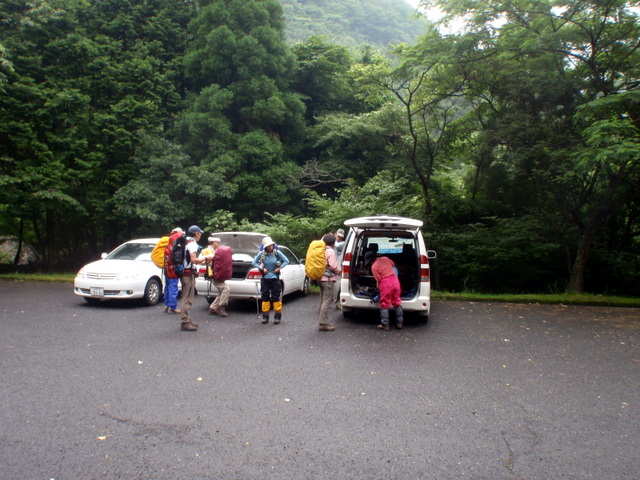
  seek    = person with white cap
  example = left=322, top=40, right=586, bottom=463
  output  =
left=335, top=228, right=346, bottom=257
left=252, top=236, right=289, bottom=324
left=201, top=236, right=230, bottom=317
left=178, top=225, right=211, bottom=331
left=333, top=228, right=346, bottom=309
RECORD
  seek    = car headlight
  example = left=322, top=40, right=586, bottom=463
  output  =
left=76, top=268, right=85, bottom=279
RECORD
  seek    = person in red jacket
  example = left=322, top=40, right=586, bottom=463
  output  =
left=371, top=255, right=404, bottom=330
left=163, top=227, right=183, bottom=314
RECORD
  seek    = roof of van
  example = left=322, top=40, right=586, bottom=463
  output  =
left=344, top=216, right=423, bottom=229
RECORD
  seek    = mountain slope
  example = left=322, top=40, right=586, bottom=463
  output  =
left=280, top=0, right=428, bottom=48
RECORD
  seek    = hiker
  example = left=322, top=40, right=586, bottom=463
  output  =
left=333, top=228, right=346, bottom=308
left=202, top=236, right=231, bottom=317
left=178, top=225, right=212, bottom=331
left=252, top=237, right=289, bottom=324
left=371, top=255, right=403, bottom=331
left=163, top=227, right=183, bottom=314
left=317, top=233, right=340, bottom=331
left=335, top=228, right=346, bottom=257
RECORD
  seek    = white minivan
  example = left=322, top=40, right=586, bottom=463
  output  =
left=338, top=215, right=437, bottom=319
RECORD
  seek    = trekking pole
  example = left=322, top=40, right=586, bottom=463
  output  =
left=254, top=281, right=261, bottom=318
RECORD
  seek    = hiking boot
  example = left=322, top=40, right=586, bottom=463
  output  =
left=208, top=308, right=219, bottom=316
left=319, top=325, right=335, bottom=331
left=218, top=308, right=228, bottom=318
left=181, top=321, right=198, bottom=331
left=377, top=324, right=390, bottom=331
left=274, top=314, right=281, bottom=324
left=261, top=314, right=269, bottom=324
left=396, top=323, right=403, bottom=329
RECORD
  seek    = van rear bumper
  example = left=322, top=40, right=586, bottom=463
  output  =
left=339, top=292, right=431, bottom=316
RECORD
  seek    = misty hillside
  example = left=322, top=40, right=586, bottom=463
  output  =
left=280, top=0, right=429, bottom=48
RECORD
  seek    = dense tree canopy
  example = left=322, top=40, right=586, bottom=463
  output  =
left=0, top=0, right=638, bottom=295
left=172, top=0, right=306, bottom=219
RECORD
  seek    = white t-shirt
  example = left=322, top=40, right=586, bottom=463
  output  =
left=184, top=238, right=199, bottom=269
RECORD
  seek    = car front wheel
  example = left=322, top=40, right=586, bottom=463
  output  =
left=301, top=276, right=310, bottom=296
left=143, top=278, right=162, bottom=306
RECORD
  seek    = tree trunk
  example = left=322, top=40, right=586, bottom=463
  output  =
left=567, top=216, right=600, bottom=293
left=13, top=218, right=24, bottom=265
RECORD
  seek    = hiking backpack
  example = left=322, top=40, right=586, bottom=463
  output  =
left=165, top=233, right=187, bottom=279
left=213, top=245, right=233, bottom=281
left=305, top=239, right=326, bottom=281
left=151, top=236, right=170, bottom=269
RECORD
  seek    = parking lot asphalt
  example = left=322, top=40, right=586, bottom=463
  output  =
left=1, top=280, right=639, bottom=480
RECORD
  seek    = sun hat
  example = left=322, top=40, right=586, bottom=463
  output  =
left=262, top=236, right=276, bottom=247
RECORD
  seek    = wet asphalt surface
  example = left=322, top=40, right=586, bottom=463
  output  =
left=0, top=281, right=639, bottom=480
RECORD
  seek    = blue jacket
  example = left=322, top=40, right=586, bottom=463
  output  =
left=252, top=248, right=289, bottom=279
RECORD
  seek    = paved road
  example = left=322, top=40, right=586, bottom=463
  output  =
left=1, top=281, right=639, bottom=480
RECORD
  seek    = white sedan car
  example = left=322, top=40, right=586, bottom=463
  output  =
left=195, top=232, right=309, bottom=303
left=74, top=238, right=164, bottom=306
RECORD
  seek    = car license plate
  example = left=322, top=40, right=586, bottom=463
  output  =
left=90, top=287, right=105, bottom=297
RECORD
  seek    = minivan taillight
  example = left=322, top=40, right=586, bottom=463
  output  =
left=342, top=252, right=352, bottom=279
left=247, top=268, right=262, bottom=280
left=420, top=255, right=430, bottom=282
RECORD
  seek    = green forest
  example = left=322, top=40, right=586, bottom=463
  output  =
left=1, top=0, right=639, bottom=296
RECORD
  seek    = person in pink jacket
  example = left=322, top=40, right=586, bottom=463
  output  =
left=371, top=255, right=404, bottom=330
left=317, top=233, right=340, bottom=331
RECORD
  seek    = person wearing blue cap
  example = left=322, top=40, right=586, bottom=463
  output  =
left=179, top=225, right=211, bottom=331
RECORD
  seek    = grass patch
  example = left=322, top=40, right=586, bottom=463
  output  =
left=432, top=291, right=640, bottom=308
left=1, top=273, right=638, bottom=307
left=0, top=272, right=76, bottom=283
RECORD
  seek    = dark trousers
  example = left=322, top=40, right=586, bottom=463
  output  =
left=260, top=277, right=283, bottom=319
left=260, top=277, right=282, bottom=302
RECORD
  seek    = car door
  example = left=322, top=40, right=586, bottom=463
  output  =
left=279, top=247, right=304, bottom=294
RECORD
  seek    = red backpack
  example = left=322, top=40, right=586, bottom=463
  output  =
left=213, top=245, right=233, bottom=281
left=164, top=231, right=185, bottom=279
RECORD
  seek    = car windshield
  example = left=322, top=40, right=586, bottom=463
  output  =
left=232, top=253, right=255, bottom=263
left=106, top=243, right=155, bottom=261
